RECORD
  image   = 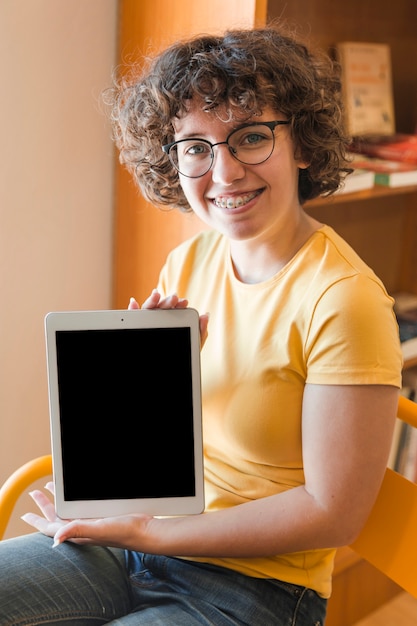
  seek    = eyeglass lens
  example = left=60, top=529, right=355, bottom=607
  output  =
left=168, top=123, right=277, bottom=178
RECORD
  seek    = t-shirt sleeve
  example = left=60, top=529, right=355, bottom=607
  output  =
left=305, top=273, right=403, bottom=386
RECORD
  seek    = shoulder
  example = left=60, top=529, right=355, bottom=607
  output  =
left=305, top=225, right=392, bottom=302
left=306, top=227, right=395, bottom=330
left=165, top=229, right=227, bottom=269
left=312, top=225, right=381, bottom=277
left=158, top=230, right=227, bottom=294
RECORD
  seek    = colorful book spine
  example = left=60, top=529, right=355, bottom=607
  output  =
left=350, top=134, right=417, bottom=165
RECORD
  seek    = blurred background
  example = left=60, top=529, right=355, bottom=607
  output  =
left=0, top=0, right=118, bottom=537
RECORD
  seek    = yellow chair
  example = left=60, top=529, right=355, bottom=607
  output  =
left=0, top=454, right=52, bottom=540
left=349, top=393, right=417, bottom=598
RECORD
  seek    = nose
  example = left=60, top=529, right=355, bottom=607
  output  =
left=210, top=142, right=246, bottom=184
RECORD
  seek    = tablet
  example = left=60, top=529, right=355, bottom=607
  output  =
left=44, top=308, right=204, bottom=519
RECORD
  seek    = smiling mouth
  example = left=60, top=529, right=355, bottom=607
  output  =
left=213, top=190, right=261, bottom=209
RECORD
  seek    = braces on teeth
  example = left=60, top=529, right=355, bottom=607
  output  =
left=215, top=193, right=256, bottom=209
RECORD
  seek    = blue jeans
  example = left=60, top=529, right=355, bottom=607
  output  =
left=0, top=533, right=327, bottom=625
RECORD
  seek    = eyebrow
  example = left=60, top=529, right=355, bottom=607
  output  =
left=174, top=119, right=276, bottom=141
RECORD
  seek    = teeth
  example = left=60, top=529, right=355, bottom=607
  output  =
left=214, top=192, right=257, bottom=209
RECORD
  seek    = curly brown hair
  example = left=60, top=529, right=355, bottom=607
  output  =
left=107, top=24, right=352, bottom=212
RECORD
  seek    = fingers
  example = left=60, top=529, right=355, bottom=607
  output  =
left=140, top=289, right=161, bottom=308
left=45, top=481, right=55, bottom=496
left=160, top=295, right=188, bottom=309
left=21, top=488, right=88, bottom=544
left=129, top=290, right=189, bottom=310
left=21, top=487, right=63, bottom=536
left=27, top=488, right=59, bottom=522
left=53, top=519, right=106, bottom=547
left=52, top=519, right=94, bottom=547
left=21, top=512, right=62, bottom=537
left=128, top=297, right=140, bottom=310
left=143, top=291, right=188, bottom=309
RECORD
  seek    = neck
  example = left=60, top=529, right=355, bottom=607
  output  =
left=230, top=213, right=322, bottom=284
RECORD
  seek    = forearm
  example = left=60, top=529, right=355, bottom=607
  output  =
left=143, top=487, right=354, bottom=558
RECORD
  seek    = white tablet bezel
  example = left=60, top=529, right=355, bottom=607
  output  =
left=44, top=308, right=204, bottom=519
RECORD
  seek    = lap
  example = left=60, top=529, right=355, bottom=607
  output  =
left=0, top=535, right=327, bottom=625
left=0, top=532, right=131, bottom=625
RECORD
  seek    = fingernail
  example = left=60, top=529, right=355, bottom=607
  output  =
left=52, top=538, right=61, bottom=548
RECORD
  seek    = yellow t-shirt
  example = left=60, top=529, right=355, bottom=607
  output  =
left=157, top=225, right=403, bottom=598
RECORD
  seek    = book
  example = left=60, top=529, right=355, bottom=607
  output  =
left=393, top=375, right=417, bottom=481
left=397, top=314, right=417, bottom=362
left=347, top=153, right=417, bottom=188
left=336, top=41, right=395, bottom=137
left=388, top=416, right=405, bottom=470
left=349, top=133, right=417, bottom=165
left=336, top=167, right=375, bottom=195
left=401, top=337, right=417, bottom=364
left=394, top=419, right=417, bottom=481
left=403, top=425, right=417, bottom=482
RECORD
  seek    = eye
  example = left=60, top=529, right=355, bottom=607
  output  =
left=241, top=131, right=269, bottom=146
left=231, top=126, right=271, bottom=151
left=182, top=141, right=212, bottom=157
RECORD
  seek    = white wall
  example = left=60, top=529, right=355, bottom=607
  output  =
left=0, top=0, right=118, bottom=538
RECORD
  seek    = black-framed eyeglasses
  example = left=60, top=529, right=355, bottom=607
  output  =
left=162, top=120, right=290, bottom=178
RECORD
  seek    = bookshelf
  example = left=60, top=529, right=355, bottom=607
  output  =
left=113, top=1, right=417, bottom=624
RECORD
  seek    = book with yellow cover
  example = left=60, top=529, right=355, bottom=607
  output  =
left=336, top=41, right=395, bottom=137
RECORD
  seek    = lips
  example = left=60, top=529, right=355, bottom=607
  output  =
left=213, top=190, right=261, bottom=209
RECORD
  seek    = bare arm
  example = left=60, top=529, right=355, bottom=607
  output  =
left=24, top=383, right=398, bottom=556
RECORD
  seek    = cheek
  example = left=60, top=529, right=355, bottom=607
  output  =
left=179, top=177, right=208, bottom=211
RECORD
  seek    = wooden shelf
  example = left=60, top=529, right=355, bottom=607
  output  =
left=308, top=184, right=417, bottom=209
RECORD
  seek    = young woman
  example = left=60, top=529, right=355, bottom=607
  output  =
left=0, top=24, right=402, bottom=626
